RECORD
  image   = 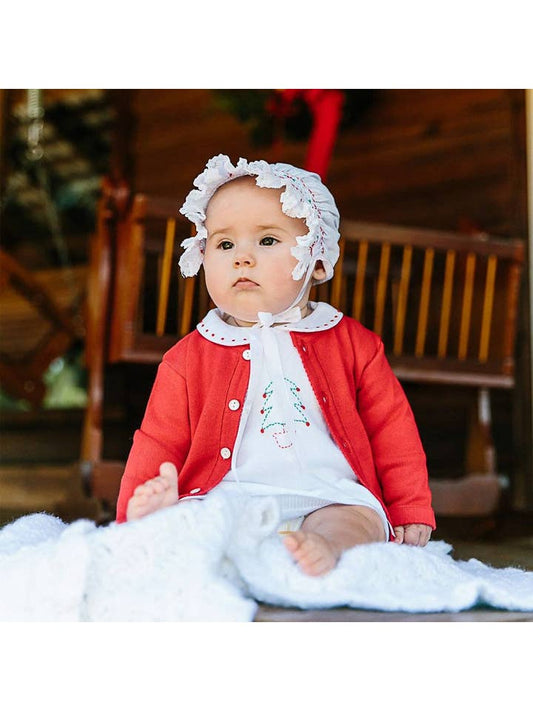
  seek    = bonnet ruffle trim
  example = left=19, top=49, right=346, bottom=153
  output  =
left=178, top=154, right=340, bottom=282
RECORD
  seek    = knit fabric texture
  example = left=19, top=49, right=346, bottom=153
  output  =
left=1, top=489, right=532, bottom=621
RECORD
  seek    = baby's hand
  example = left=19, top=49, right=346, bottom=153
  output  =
left=393, top=523, right=431, bottom=546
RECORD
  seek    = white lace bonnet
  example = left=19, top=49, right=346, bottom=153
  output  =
left=178, top=154, right=340, bottom=284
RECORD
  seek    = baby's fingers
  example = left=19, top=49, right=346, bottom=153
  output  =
left=404, top=524, right=432, bottom=546
left=394, top=524, right=432, bottom=546
left=403, top=526, right=422, bottom=546
left=419, top=526, right=432, bottom=546
left=393, top=526, right=405, bottom=543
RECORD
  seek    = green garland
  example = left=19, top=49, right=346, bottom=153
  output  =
left=213, top=89, right=378, bottom=147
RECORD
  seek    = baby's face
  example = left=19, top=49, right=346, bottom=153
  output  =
left=203, top=177, right=317, bottom=325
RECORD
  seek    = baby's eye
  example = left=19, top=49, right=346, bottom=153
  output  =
left=217, top=240, right=234, bottom=250
left=260, top=236, right=279, bottom=246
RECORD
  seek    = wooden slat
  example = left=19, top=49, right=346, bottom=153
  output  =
left=179, top=224, right=198, bottom=337
left=352, top=240, right=368, bottom=321
left=156, top=217, right=176, bottom=336
left=458, top=253, right=476, bottom=360
left=478, top=255, right=497, bottom=362
left=438, top=249, right=456, bottom=358
left=329, top=238, right=345, bottom=309
left=415, top=248, right=434, bottom=357
left=180, top=276, right=196, bottom=338
left=340, top=220, right=525, bottom=260
left=393, top=245, right=412, bottom=356
left=108, top=198, right=145, bottom=362
left=501, top=262, right=523, bottom=374
left=373, top=243, right=390, bottom=336
left=389, top=356, right=514, bottom=388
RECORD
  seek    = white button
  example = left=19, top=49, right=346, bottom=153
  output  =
left=242, top=349, right=251, bottom=360
left=228, top=399, right=240, bottom=411
left=220, top=447, right=232, bottom=459
left=189, top=487, right=201, bottom=494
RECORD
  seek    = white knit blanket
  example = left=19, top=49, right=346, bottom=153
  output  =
left=1, top=489, right=532, bottom=621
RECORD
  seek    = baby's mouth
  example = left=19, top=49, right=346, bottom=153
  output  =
left=233, top=277, right=259, bottom=288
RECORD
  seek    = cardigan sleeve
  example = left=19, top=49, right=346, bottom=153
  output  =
left=115, top=359, right=191, bottom=523
left=356, top=339, right=436, bottom=529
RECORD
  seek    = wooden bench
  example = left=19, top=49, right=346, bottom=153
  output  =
left=328, top=220, right=525, bottom=515
left=80, top=179, right=200, bottom=516
left=80, top=179, right=525, bottom=520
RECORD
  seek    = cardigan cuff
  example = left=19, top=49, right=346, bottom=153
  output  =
left=387, top=504, right=436, bottom=530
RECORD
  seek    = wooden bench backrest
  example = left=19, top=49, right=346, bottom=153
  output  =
left=326, top=220, right=525, bottom=388
left=98, top=193, right=525, bottom=389
left=106, top=193, right=211, bottom=363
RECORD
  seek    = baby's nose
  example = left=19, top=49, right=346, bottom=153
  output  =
left=233, top=252, right=255, bottom=268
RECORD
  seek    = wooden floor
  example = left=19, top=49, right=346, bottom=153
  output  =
left=255, top=606, right=533, bottom=622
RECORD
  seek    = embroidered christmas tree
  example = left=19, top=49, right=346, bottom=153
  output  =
left=285, top=377, right=310, bottom=428
left=260, top=378, right=310, bottom=434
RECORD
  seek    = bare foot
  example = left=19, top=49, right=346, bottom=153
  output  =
left=282, top=504, right=387, bottom=576
left=126, top=462, right=179, bottom=521
left=283, top=530, right=339, bottom=577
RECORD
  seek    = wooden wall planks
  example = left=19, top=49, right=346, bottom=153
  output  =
left=120, top=89, right=527, bottom=239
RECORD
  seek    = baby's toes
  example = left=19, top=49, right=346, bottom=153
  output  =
left=282, top=531, right=305, bottom=554
left=298, top=545, right=324, bottom=568
left=149, top=479, right=166, bottom=495
left=133, top=483, right=150, bottom=498
left=302, top=536, right=337, bottom=573
left=297, top=534, right=325, bottom=559
left=159, top=461, right=178, bottom=482
left=127, top=495, right=149, bottom=520
left=300, top=546, right=335, bottom=575
left=306, top=556, right=335, bottom=577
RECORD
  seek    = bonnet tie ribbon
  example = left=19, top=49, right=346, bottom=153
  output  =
left=255, top=308, right=304, bottom=463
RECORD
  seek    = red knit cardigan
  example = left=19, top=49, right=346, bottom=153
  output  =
left=116, top=315, right=435, bottom=532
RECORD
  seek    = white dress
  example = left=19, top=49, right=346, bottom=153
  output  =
left=197, top=302, right=390, bottom=536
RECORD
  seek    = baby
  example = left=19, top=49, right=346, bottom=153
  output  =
left=116, top=155, right=435, bottom=576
